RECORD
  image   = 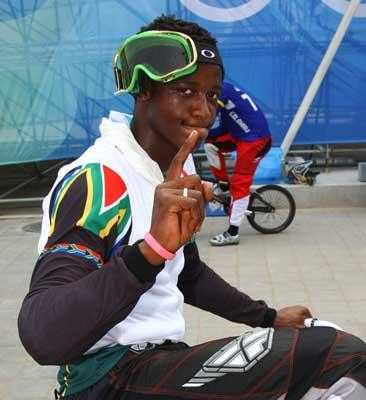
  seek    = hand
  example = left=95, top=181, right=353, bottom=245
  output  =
left=139, top=131, right=212, bottom=265
left=273, top=305, right=312, bottom=329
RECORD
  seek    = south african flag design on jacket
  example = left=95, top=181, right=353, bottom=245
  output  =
left=46, top=163, right=132, bottom=260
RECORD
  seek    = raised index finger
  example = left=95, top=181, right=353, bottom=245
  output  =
left=165, top=130, right=200, bottom=181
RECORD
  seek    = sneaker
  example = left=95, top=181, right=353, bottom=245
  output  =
left=209, top=231, right=240, bottom=246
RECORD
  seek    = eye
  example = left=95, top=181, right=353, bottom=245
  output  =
left=177, top=88, right=194, bottom=96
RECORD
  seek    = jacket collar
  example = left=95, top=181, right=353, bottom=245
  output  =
left=99, top=111, right=164, bottom=185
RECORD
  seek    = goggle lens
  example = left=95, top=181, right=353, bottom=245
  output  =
left=124, top=38, right=190, bottom=75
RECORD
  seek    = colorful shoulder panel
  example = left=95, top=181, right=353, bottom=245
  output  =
left=48, top=163, right=132, bottom=248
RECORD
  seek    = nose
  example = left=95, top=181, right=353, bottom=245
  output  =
left=190, top=92, right=215, bottom=126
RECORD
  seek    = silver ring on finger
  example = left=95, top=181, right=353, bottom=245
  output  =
left=183, top=187, right=188, bottom=198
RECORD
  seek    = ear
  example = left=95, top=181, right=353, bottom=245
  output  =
left=137, top=89, right=152, bottom=101
left=135, top=73, right=154, bottom=101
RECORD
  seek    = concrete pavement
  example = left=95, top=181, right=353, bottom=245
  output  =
left=0, top=207, right=366, bottom=399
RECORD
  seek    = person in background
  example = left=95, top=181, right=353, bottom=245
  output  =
left=18, top=15, right=365, bottom=400
left=205, top=81, right=272, bottom=246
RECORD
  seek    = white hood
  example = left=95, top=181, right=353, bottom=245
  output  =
left=99, top=111, right=164, bottom=185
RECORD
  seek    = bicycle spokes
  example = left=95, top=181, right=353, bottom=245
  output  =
left=247, top=185, right=296, bottom=234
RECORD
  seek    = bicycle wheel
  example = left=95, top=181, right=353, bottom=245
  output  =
left=247, top=185, right=296, bottom=234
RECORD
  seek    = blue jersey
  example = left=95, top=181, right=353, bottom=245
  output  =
left=209, top=81, right=271, bottom=142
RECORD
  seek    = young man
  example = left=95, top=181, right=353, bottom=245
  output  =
left=18, top=15, right=365, bottom=400
left=205, top=81, right=272, bottom=246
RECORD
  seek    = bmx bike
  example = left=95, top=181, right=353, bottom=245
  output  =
left=211, top=182, right=296, bottom=234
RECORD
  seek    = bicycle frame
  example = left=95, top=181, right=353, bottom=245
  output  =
left=248, top=191, right=275, bottom=214
left=212, top=190, right=274, bottom=215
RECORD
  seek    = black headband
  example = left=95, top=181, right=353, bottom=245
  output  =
left=195, top=42, right=224, bottom=77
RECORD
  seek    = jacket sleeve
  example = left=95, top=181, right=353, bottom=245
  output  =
left=18, top=242, right=163, bottom=365
left=177, top=242, right=276, bottom=328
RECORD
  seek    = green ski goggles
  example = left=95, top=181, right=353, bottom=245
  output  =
left=113, top=30, right=223, bottom=94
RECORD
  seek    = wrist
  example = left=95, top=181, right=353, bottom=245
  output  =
left=260, top=307, right=277, bottom=328
left=142, top=232, right=176, bottom=262
left=138, top=240, right=166, bottom=266
left=119, top=242, right=164, bottom=283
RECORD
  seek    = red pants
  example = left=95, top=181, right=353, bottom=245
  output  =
left=204, top=133, right=271, bottom=200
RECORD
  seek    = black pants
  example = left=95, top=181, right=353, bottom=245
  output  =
left=64, top=327, right=366, bottom=400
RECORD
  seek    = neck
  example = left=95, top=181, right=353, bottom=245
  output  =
left=130, top=118, right=173, bottom=174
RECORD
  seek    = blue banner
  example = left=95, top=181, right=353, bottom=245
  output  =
left=0, top=0, right=365, bottom=165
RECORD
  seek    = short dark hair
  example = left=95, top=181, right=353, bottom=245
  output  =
left=139, top=15, right=217, bottom=47
left=135, top=15, right=218, bottom=94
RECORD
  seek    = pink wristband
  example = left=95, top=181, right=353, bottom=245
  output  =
left=144, top=232, right=175, bottom=260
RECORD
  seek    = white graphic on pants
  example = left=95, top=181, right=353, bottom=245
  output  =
left=182, top=328, right=274, bottom=388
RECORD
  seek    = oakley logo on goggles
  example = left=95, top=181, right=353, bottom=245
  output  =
left=113, top=30, right=223, bottom=94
